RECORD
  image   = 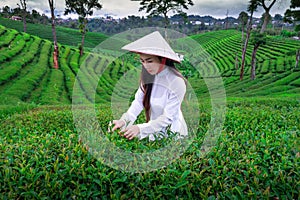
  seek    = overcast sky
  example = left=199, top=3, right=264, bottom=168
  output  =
left=0, top=0, right=291, bottom=19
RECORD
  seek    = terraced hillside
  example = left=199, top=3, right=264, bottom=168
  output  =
left=0, top=17, right=108, bottom=48
left=0, top=26, right=299, bottom=106
left=190, top=30, right=300, bottom=97
left=0, top=25, right=137, bottom=105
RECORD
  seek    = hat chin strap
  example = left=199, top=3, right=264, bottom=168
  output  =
left=156, top=57, right=166, bottom=74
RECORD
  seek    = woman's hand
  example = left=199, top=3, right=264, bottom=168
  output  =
left=110, top=120, right=125, bottom=132
left=121, top=125, right=140, bottom=140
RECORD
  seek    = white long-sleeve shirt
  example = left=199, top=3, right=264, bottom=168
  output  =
left=120, top=67, right=187, bottom=141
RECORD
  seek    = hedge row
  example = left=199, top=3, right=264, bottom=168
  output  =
left=1, top=40, right=51, bottom=103
left=0, top=36, right=41, bottom=82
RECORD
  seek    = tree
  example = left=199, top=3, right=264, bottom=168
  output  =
left=238, top=11, right=249, bottom=42
left=17, top=0, right=28, bottom=32
left=260, top=12, right=272, bottom=30
left=247, top=0, right=278, bottom=80
left=12, top=7, right=22, bottom=16
left=31, top=9, right=41, bottom=24
left=64, top=0, right=102, bottom=56
left=48, top=0, right=59, bottom=69
left=240, top=0, right=259, bottom=80
left=284, top=0, right=300, bottom=67
left=40, top=14, right=49, bottom=25
left=274, top=14, right=283, bottom=21
left=296, top=49, right=300, bottom=68
left=134, top=0, right=194, bottom=30
left=259, top=0, right=278, bottom=33
left=1, top=6, right=11, bottom=18
left=284, top=9, right=294, bottom=24
left=244, top=0, right=278, bottom=80
left=250, top=32, right=266, bottom=79
left=225, top=9, right=229, bottom=30
left=284, top=0, right=300, bottom=35
left=241, top=0, right=278, bottom=80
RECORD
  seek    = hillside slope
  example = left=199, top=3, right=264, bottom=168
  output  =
left=0, top=25, right=137, bottom=105
left=0, top=26, right=299, bottom=105
left=0, top=17, right=108, bottom=49
left=188, top=30, right=300, bottom=98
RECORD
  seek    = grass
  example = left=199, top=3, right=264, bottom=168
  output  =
left=0, top=17, right=108, bottom=49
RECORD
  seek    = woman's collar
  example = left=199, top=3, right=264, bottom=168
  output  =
left=155, top=66, right=169, bottom=77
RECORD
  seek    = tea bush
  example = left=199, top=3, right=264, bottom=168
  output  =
left=0, top=99, right=299, bottom=199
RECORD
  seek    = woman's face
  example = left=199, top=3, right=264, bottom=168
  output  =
left=139, top=54, right=164, bottom=75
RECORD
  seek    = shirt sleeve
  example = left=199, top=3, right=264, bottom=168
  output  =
left=137, top=77, right=186, bottom=139
left=120, top=87, right=144, bottom=126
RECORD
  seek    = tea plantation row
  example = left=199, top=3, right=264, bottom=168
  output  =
left=0, top=99, right=299, bottom=199
left=1, top=25, right=300, bottom=106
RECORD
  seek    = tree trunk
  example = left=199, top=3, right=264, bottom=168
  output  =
left=240, top=14, right=253, bottom=80
left=235, top=52, right=239, bottom=70
left=260, top=10, right=270, bottom=34
left=251, top=44, right=259, bottom=80
left=296, top=49, right=300, bottom=68
left=80, top=18, right=87, bottom=56
left=260, top=0, right=277, bottom=34
left=241, top=24, right=245, bottom=43
left=49, top=0, right=59, bottom=69
left=53, top=45, right=59, bottom=69
left=19, top=1, right=27, bottom=33
left=23, top=12, right=27, bottom=32
left=80, top=32, right=85, bottom=56
left=163, top=12, right=168, bottom=39
left=225, top=9, right=229, bottom=30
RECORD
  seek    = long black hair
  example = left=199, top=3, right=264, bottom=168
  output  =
left=140, top=57, right=186, bottom=122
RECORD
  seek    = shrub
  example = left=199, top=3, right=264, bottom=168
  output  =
left=281, top=30, right=297, bottom=38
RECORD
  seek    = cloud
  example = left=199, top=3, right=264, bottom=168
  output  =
left=189, top=0, right=290, bottom=18
left=95, top=0, right=144, bottom=17
left=189, top=0, right=248, bottom=18
left=0, top=0, right=290, bottom=18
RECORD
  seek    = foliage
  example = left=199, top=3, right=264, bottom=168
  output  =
left=247, top=0, right=260, bottom=13
left=281, top=30, right=297, bottom=38
left=250, top=31, right=267, bottom=46
left=1, top=7, right=295, bottom=36
left=64, top=0, right=102, bottom=55
left=284, top=0, right=300, bottom=33
left=0, top=99, right=299, bottom=199
left=65, top=0, right=101, bottom=16
left=238, top=11, right=248, bottom=30
left=135, top=0, right=194, bottom=27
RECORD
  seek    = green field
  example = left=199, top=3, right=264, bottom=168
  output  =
left=0, top=17, right=108, bottom=49
left=0, top=21, right=299, bottom=199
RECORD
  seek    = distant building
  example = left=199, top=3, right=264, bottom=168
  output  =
left=11, top=16, right=22, bottom=21
left=252, top=24, right=258, bottom=29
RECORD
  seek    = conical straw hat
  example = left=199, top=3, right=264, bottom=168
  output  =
left=122, top=31, right=181, bottom=63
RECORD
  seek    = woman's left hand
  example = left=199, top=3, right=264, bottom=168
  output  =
left=121, top=125, right=140, bottom=140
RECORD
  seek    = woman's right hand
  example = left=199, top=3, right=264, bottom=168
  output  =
left=110, top=120, right=126, bottom=132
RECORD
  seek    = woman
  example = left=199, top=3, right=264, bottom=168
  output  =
left=111, top=31, right=187, bottom=141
